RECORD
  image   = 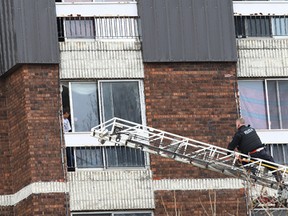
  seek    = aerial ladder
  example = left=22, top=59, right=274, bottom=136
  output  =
left=90, top=117, right=288, bottom=206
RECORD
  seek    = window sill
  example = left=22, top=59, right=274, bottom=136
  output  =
left=256, top=130, right=288, bottom=143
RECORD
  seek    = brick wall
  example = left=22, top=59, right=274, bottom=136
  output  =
left=144, top=62, right=246, bottom=215
left=14, top=193, right=68, bottom=216
left=155, top=189, right=247, bottom=216
left=0, top=65, right=67, bottom=214
left=144, top=62, right=238, bottom=179
left=0, top=79, right=12, bottom=195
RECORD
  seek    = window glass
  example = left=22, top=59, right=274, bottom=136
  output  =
left=115, top=214, right=151, bottom=216
left=73, top=214, right=110, bottom=216
left=278, top=80, right=288, bottom=128
left=246, top=16, right=271, bottom=37
left=63, top=80, right=146, bottom=169
left=73, top=213, right=151, bottom=216
left=267, top=81, right=280, bottom=129
left=238, top=81, right=268, bottom=129
left=61, top=82, right=71, bottom=112
left=234, top=16, right=246, bottom=38
left=239, top=80, right=288, bottom=129
left=75, top=147, right=104, bottom=168
left=65, top=18, right=95, bottom=39
left=63, top=0, right=93, bottom=2
left=272, top=17, right=288, bottom=36
left=267, top=80, right=288, bottom=129
left=101, top=81, right=142, bottom=123
left=106, top=146, right=145, bottom=168
left=266, top=144, right=288, bottom=165
left=71, top=83, right=99, bottom=132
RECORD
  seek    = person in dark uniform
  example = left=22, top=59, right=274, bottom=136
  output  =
left=227, top=118, right=283, bottom=183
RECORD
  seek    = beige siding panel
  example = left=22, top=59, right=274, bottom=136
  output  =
left=68, top=170, right=154, bottom=211
left=59, top=41, right=144, bottom=79
left=67, top=169, right=247, bottom=211
left=237, top=39, right=288, bottom=77
left=153, top=178, right=243, bottom=191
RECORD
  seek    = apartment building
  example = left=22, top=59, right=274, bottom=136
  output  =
left=0, top=0, right=287, bottom=215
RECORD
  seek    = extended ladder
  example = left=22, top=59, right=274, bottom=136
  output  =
left=90, top=117, right=288, bottom=201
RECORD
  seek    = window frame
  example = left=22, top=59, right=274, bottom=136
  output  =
left=58, top=16, right=140, bottom=41
left=265, top=143, right=288, bottom=165
left=64, top=17, right=96, bottom=41
left=238, top=78, right=288, bottom=130
left=66, top=80, right=146, bottom=132
left=234, top=15, right=288, bottom=38
left=62, top=79, right=148, bottom=171
left=71, top=211, right=153, bottom=216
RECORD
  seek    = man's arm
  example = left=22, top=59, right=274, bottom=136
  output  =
left=227, top=132, right=241, bottom=151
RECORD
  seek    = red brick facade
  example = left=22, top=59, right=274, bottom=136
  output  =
left=155, top=189, right=247, bottom=216
left=0, top=65, right=67, bottom=215
left=144, top=62, right=245, bottom=215
left=144, top=62, right=239, bottom=179
left=14, top=194, right=68, bottom=216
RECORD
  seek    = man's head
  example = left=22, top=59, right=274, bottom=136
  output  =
left=63, top=108, right=70, bottom=119
left=236, top=117, right=245, bottom=129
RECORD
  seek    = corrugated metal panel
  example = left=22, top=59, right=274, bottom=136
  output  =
left=68, top=170, right=154, bottom=211
left=237, top=39, right=288, bottom=77
left=0, top=0, right=17, bottom=75
left=0, top=0, right=59, bottom=76
left=59, top=41, right=144, bottom=79
left=137, top=0, right=237, bottom=62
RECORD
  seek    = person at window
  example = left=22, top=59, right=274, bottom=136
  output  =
left=63, top=108, right=72, bottom=133
left=227, top=117, right=283, bottom=184
left=63, top=107, right=75, bottom=171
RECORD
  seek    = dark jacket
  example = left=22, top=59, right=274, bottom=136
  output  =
left=227, top=125, right=264, bottom=155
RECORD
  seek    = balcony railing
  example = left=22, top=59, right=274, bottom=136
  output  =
left=234, top=15, right=288, bottom=38
left=57, top=16, right=141, bottom=41
left=66, top=145, right=147, bottom=171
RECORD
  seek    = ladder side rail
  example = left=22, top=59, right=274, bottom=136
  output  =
left=91, top=118, right=288, bottom=190
left=123, top=137, right=280, bottom=190
left=93, top=117, right=288, bottom=175
left=111, top=120, right=236, bottom=162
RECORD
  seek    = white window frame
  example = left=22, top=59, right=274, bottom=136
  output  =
left=71, top=211, right=153, bottom=216
left=265, top=143, right=288, bottom=165
left=239, top=78, right=288, bottom=130
left=98, top=80, right=146, bottom=124
left=63, top=79, right=149, bottom=171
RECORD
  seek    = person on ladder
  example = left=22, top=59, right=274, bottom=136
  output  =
left=227, top=117, right=283, bottom=185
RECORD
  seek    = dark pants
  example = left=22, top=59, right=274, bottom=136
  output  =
left=250, top=149, right=282, bottom=182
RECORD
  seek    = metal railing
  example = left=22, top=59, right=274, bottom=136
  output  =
left=234, top=15, right=288, bottom=38
left=57, top=16, right=141, bottom=41
left=66, top=145, right=146, bottom=171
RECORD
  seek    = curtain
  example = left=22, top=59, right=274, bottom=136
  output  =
left=238, top=81, right=268, bottom=129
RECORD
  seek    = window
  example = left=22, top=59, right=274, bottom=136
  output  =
left=266, top=143, right=288, bottom=165
left=63, top=0, right=135, bottom=2
left=62, top=81, right=143, bottom=132
left=271, top=17, right=288, bottom=36
left=62, top=80, right=146, bottom=170
left=234, top=16, right=272, bottom=38
left=73, top=146, right=145, bottom=169
left=238, top=80, right=288, bottom=129
left=57, top=16, right=139, bottom=41
left=65, top=17, right=95, bottom=39
left=72, top=212, right=152, bottom=216
left=63, top=0, right=93, bottom=2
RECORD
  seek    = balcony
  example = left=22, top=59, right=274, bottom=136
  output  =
left=233, top=1, right=288, bottom=38
left=55, top=1, right=140, bottom=41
